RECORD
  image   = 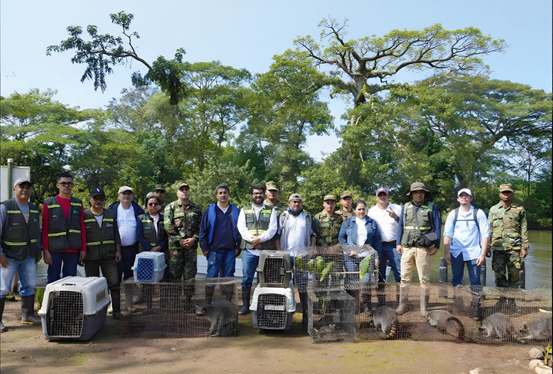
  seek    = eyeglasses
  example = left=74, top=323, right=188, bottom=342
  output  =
left=92, top=196, right=105, bottom=201
left=252, top=192, right=264, bottom=196
left=58, top=182, right=74, bottom=187
left=148, top=202, right=159, bottom=206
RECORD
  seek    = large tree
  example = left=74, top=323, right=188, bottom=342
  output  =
left=295, top=18, right=507, bottom=108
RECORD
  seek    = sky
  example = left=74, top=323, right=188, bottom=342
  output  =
left=2, top=0, right=551, bottom=161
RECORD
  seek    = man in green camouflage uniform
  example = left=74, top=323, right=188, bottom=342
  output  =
left=313, top=195, right=343, bottom=247
left=336, top=191, right=354, bottom=221
left=488, top=183, right=529, bottom=289
left=263, top=181, right=286, bottom=214
left=164, top=182, right=202, bottom=289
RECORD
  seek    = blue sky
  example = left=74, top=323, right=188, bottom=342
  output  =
left=2, top=0, right=551, bottom=160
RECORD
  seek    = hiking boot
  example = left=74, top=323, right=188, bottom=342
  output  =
left=21, top=295, right=41, bottom=325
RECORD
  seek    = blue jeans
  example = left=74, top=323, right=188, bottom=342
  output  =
left=1, top=254, right=37, bottom=297
left=241, top=250, right=258, bottom=288
left=117, top=244, right=139, bottom=282
left=47, top=252, right=79, bottom=283
left=207, top=250, right=236, bottom=278
left=379, top=243, right=401, bottom=283
left=451, top=254, right=481, bottom=287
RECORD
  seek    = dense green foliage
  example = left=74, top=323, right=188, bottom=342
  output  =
left=2, top=13, right=550, bottom=228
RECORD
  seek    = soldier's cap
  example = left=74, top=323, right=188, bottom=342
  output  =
left=118, top=186, right=133, bottom=194
left=499, top=183, right=513, bottom=192
left=288, top=193, right=302, bottom=201
left=89, top=187, right=105, bottom=197
left=13, top=177, right=32, bottom=188
left=407, top=182, right=429, bottom=195
left=177, top=182, right=190, bottom=190
left=154, top=184, right=166, bottom=192
left=375, top=187, right=389, bottom=196
left=265, top=181, right=279, bottom=191
left=323, top=194, right=336, bottom=202
left=457, top=188, right=472, bottom=197
left=340, top=190, right=353, bottom=199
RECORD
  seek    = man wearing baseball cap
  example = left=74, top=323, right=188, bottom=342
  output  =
left=443, top=188, right=489, bottom=288
left=83, top=187, right=123, bottom=319
left=396, top=182, right=441, bottom=316
left=336, top=191, right=354, bottom=221
left=488, top=183, right=528, bottom=289
left=153, top=185, right=167, bottom=212
left=108, top=186, right=144, bottom=283
left=0, top=178, right=42, bottom=332
left=368, top=187, right=402, bottom=284
left=313, top=195, right=343, bottom=247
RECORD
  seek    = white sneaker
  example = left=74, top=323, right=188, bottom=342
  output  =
left=108, top=304, right=113, bottom=314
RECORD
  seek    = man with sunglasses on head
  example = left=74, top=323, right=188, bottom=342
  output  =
left=42, top=172, right=86, bottom=283
left=488, top=184, right=528, bottom=289
left=83, top=188, right=123, bottom=319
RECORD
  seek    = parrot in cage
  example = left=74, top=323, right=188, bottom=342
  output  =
left=359, top=255, right=372, bottom=280
left=308, top=258, right=315, bottom=272
left=316, top=256, right=325, bottom=273
left=295, top=256, right=304, bottom=270
left=320, top=261, right=334, bottom=282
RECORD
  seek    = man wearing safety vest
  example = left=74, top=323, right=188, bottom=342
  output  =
left=396, top=182, right=441, bottom=316
left=0, top=177, right=42, bottom=332
left=83, top=187, right=123, bottom=319
left=236, top=184, right=278, bottom=315
left=42, top=172, right=86, bottom=283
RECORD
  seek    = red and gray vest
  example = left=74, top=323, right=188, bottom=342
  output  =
left=1, top=199, right=40, bottom=261
left=44, top=196, right=83, bottom=252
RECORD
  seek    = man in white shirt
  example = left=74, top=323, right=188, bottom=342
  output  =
left=443, top=188, right=489, bottom=288
left=108, top=186, right=144, bottom=282
left=237, top=184, right=278, bottom=314
left=368, top=187, right=402, bottom=283
left=275, top=193, right=316, bottom=328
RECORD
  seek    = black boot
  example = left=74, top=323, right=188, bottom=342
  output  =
left=111, top=289, right=122, bottom=320
left=239, top=287, right=251, bottom=315
left=362, top=290, right=373, bottom=314
left=377, top=283, right=386, bottom=306
left=299, top=292, right=308, bottom=331
left=21, top=295, right=41, bottom=325
left=223, top=284, right=235, bottom=302
left=469, top=295, right=482, bottom=320
left=0, top=298, right=6, bottom=332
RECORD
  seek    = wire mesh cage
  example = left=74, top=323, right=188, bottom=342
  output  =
left=353, top=283, right=552, bottom=344
left=257, top=250, right=292, bottom=288
left=38, top=276, right=110, bottom=341
left=308, top=289, right=356, bottom=342
left=122, top=277, right=238, bottom=337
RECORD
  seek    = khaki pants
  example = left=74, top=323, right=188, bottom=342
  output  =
left=400, top=246, right=432, bottom=288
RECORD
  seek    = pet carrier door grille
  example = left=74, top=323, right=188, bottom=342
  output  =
left=136, top=258, right=155, bottom=281
left=263, top=257, right=287, bottom=285
left=46, top=291, right=84, bottom=337
left=256, top=293, right=287, bottom=329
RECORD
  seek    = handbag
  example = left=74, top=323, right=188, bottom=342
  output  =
left=414, top=208, right=437, bottom=247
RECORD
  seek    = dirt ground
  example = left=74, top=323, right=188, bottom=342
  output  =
left=0, top=299, right=540, bottom=374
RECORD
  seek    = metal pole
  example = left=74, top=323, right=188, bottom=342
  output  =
left=7, top=158, right=13, bottom=199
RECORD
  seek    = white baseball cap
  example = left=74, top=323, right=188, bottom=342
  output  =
left=457, top=188, right=472, bottom=197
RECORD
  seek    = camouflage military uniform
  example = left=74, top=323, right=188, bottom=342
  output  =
left=336, top=209, right=353, bottom=221
left=488, top=202, right=529, bottom=288
left=164, top=200, right=203, bottom=281
left=263, top=199, right=286, bottom=215
left=313, top=210, right=343, bottom=247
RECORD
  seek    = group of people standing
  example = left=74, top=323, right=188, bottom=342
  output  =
left=0, top=174, right=528, bottom=333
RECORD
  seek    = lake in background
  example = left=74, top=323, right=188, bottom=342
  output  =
left=36, top=230, right=551, bottom=290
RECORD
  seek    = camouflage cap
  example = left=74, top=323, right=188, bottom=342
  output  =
left=266, top=181, right=279, bottom=191
left=323, top=194, right=336, bottom=201
left=153, top=184, right=166, bottom=192
left=499, top=183, right=513, bottom=192
left=340, top=190, right=353, bottom=199
left=177, top=182, right=190, bottom=190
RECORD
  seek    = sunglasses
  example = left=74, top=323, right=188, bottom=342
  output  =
left=58, top=182, right=74, bottom=187
left=148, top=202, right=159, bottom=206
left=92, top=196, right=105, bottom=201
